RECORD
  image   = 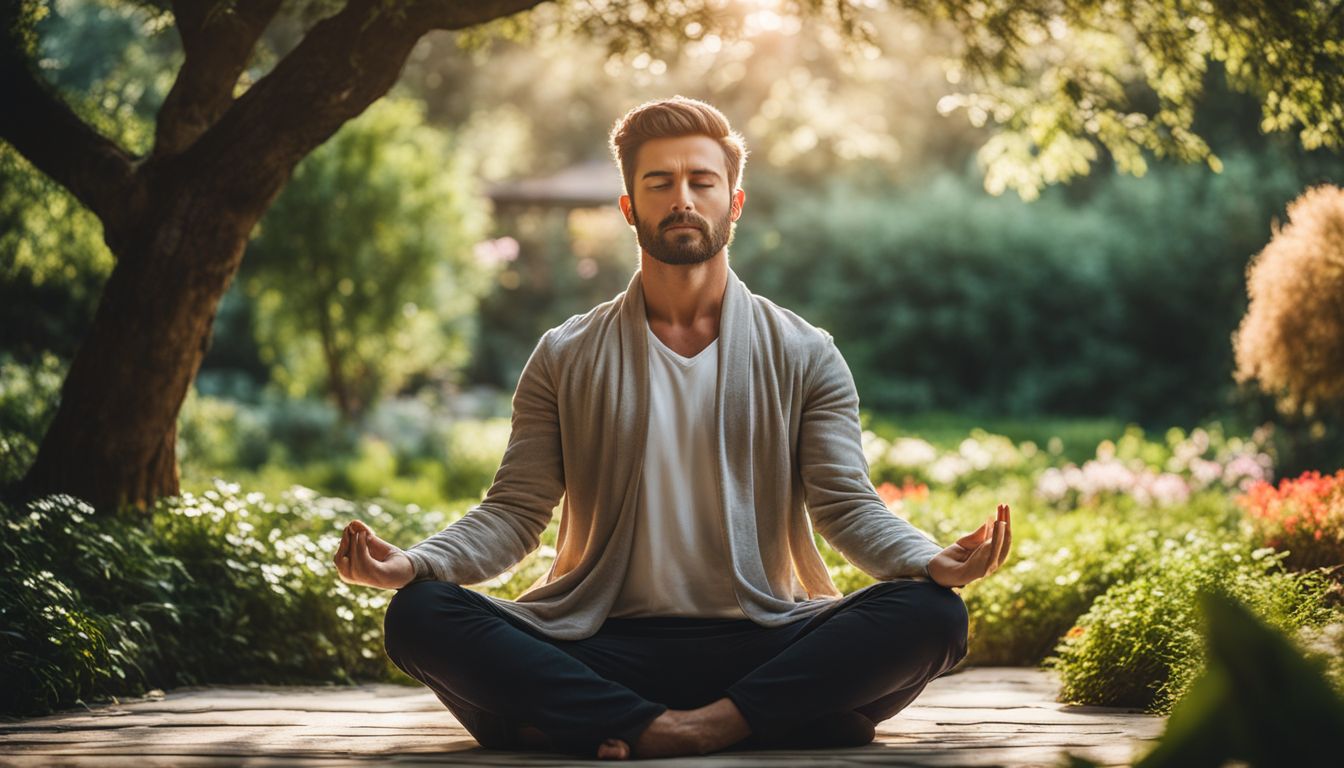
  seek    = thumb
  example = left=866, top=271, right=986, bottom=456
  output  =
left=365, top=531, right=396, bottom=559
left=955, top=520, right=991, bottom=549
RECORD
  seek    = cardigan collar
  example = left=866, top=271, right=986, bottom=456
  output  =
left=618, top=266, right=785, bottom=610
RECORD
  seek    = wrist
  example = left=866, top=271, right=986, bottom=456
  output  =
left=924, top=556, right=944, bottom=587
left=392, top=551, right=416, bottom=588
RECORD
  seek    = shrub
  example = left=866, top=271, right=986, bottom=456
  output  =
left=1, top=495, right=179, bottom=714
left=0, top=483, right=503, bottom=716
left=865, top=428, right=1050, bottom=494
left=1049, top=531, right=1335, bottom=713
left=959, top=514, right=1160, bottom=665
left=1035, top=424, right=1274, bottom=510
left=951, top=490, right=1243, bottom=666
left=1239, top=469, right=1344, bottom=570
left=1234, top=184, right=1344, bottom=413
left=0, top=352, right=64, bottom=485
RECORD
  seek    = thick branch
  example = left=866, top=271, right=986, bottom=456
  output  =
left=182, top=0, right=547, bottom=220
left=153, top=0, right=283, bottom=158
left=0, top=45, right=138, bottom=239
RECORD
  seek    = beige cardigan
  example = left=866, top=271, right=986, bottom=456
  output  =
left=403, top=268, right=944, bottom=640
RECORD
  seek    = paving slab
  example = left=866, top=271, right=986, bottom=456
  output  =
left=0, top=667, right=1165, bottom=767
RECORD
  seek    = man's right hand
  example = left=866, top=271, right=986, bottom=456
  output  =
left=334, top=519, right=415, bottom=590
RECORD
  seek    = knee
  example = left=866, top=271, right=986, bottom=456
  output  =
left=383, top=580, right=464, bottom=666
left=875, top=580, right=969, bottom=663
left=917, top=582, right=969, bottom=665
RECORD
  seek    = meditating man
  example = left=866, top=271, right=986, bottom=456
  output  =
left=333, top=96, right=1012, bottom=760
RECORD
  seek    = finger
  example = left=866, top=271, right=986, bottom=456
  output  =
left=358, top=530, right=380, bottom=585
left=963, top=535, right=997, bottom=581
left=350, top=531, right=371, bottom=584
left=366, top=530, right=394, bottom=560
left=357, top=532, right=379, bottom=581
left=955, top=520, right=991, bottom=549
left=988, top=521, right=1007, bottom=573
left=945, top=543, right=974, bottom=563
left=995, top=516, right=1013, bottom=571
left=335, top=527, right=352, bottom=579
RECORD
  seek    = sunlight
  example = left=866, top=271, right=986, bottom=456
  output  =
left=739, top=0, right=801, bottom=37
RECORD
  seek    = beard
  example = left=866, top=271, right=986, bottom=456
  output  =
left=631, top=203, right=734, bottom=266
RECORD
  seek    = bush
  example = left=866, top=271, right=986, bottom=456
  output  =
left=0, top=352, right=64, bottom=485
left=1, top=495, right=178, bottom=714
left=941, top=490, right=1241, bottom=666
left=732, top=155, right=1311, bottom=423
left=1234, top=184, right=1344, bottom=413
left=0, top=483, right=514, bottom=716
left=1049, top=531, right=1335, bottom=713
left=864, top=427, right=1050, bottom=494
left=1239, top=469, right=1344, bottom=570
left=1035, top=424, right=1274, bottom=510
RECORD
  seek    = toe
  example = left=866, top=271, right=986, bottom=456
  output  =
left=596, top=738, right=630, bottom=760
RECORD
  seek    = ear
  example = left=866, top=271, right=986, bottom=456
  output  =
left=730, top=187, right=746, bottom=221
left=619, top=194, right=635, bottom=226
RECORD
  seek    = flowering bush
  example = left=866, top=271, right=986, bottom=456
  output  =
left=864, top=428, right=1047, bottom=492
left=1035, top=425, right=1274, bottom=509
left=1239, top=470, right=1344, bottom=570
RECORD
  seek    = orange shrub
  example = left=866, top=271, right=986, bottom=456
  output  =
left=876, top=480, right=930, bottom=505
left=1238, top=470, right=1344, bottom=570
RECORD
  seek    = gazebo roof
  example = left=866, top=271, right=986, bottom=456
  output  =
left=486, top=160, right=625, bottom=208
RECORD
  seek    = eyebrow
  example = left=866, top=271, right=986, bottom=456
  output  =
left=641, top=169, right=722, bottom=181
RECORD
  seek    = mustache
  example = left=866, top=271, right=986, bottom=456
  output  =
left=660, top=214, right=707, bottom=232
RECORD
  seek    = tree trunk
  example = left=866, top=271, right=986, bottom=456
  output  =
left=16, top=194, right=256, bottom=513
left=316, top=289, right=357, bottom=421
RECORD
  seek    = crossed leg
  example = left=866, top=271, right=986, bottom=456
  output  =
left=383, top=579, right=968, bottom=759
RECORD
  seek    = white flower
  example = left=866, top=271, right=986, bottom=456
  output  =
left=886, top=437, right=938, bottom=467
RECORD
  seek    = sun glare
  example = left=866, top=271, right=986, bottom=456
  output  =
left=740, top=0, right=800, bottom=37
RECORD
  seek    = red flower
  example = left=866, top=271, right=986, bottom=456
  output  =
left=1238, top=469, right=1344, bottom=570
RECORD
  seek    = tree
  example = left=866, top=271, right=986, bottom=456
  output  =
left=242, top=98, right=490, bottom=420
left=2, top=0, right=1340, bottom=512
left=929, top=0, right=1344, bottom=199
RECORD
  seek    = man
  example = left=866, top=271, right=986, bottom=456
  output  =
left=333, top=96, right=1012, bottom=760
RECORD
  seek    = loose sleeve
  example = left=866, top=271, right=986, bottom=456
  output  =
left=402, top=331, right=566, bottom=585
left=797, top=334, right=943, bottom=580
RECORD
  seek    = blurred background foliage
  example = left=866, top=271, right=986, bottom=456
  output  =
left=3, top=0, right=1344, bottom=725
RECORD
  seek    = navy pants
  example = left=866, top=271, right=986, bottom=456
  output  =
left=383, top=578, right=968, bottom=756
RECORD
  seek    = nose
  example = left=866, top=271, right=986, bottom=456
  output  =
left=670, top=180, right=694, bottom=213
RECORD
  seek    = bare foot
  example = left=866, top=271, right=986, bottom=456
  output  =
left=596, top=737, right=631, bottom=759
left=594, top=698, right=752, bottom=759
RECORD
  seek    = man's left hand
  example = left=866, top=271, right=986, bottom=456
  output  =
left=927, top=504, right=1012, bottom=588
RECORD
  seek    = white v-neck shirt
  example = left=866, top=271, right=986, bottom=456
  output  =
left=608, top=323, right=746, bottom=618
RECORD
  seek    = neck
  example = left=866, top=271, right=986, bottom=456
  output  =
left=639, top=251, right=728, bottom=329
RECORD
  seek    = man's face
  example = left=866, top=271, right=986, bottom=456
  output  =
left=621, top=135, right=744, bottom=266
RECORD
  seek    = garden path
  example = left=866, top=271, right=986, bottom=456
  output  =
left=0, top=667, right=1164, bottom=767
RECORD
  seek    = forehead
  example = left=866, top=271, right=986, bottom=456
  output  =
left=633, top=135, right=727, bottom=178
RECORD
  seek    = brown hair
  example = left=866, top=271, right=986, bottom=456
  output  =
left=608, top=96, right=748, bottom=198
